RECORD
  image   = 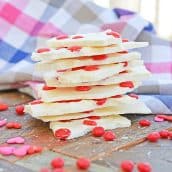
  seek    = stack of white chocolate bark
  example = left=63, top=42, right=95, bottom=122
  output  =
left=25, top=30, right=151, bottom=140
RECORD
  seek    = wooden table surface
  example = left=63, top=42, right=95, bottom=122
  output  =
left=0, top=90, right=172, bottom=172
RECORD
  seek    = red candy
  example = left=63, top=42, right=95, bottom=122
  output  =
left=0, top=103, right=8, bottom=111
left=137, top=162, right=152, bottom=172
left=92, top=126, right=105, bottom=137
left=83, top=120, right=97, bottom=126
left=147, top=132, right=160, bottom=142
left=75, top=86, right=91, bottom=91
left=120, top=160, right=134, bottom=172
left=88, top=116, right=101, bottom=120
left=103, top=131, right=116, bottom=141
left=139, top=119, right=151, bottom=127
left=27, top=145, right=43, bottom=155
left=111, top=95, right=122, bottom=98
left=83, top=65, right=99, bottom=71
left=51, top=157, right=64, bottom=169
left=122, top=39, right=129, bottom=42
left=119, top=81, right=134, bottom=88
left=42, top=85, right=56, bottom=90
left=56, top=35, right=68, bottom=40
left=157, top=114, right=172, bottom=122
left=92, top=54, right=107, bottom=60
left=72, top=35, right=84, bottom=39
left=159, top=130, right=169, bottom=139
left=71, top=66, right=84, bottom=71
left=6, top=122, right=22, bottom=129
left=76, top=158, right=90, bottom=170
left=94, top=98, right=107, bottom=106
left=106, top=31, right=120, bottom=38
left=67, top=46, right=82, bottom=52
left=15, top=105, right=25, bottom=115
left=55, top=128, right=71, bottom=140
left=169, top=131, right=172, bottom=139
left=128, top=93, right=139, bottom=99
left=37, top=48, right=50, bottom=53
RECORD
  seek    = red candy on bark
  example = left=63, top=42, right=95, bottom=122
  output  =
left=92, top=54, right=107, bottom=60
left=37, top=48, right=50, bottom=53
left=147, top=132, right=160, bottom=142
left=119, top=81, right=134, bottom=88
left=139, top=119, right=151, bottom=127
left=92, top=126, right=105, bottom=137
left=55, top=128, right=71, bottom=140
left=137, top=162, right=152, bottom=172
left=83, top=120, right=97, bottom=126
left=120, top=160, right=134, bottom=172
left=159, top=130, right=169, bottom=138
left=0, top=103, right=8, bottom=111
left=106, top=31, right=120, bottom=38
left=6, top=122, right=22, bottom=129
left=83, top=65, right=99, bottom=71
left=76, top=158, right=90, bottom=170
left=15, top=105, right=25, bottom=115
left=51, top=157, right=64, bottom=169
left=75, top=86, right=91, bottom=91
left=67, top=46, right=82, bottom=52
left=56, top=35, right=68, bottom=40
left=95, top=98, right=107, bottom=106
left=103, top=131, right=116, bottom=141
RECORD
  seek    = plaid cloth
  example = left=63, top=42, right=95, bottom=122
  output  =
left=0, top=0, right=172, bottom=113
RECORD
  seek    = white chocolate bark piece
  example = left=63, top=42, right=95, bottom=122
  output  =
left=32, top=42, right=148, bottom=62
left=44, top=60, right=143, bottom=84
left=45, top=66, right=150, bottom=87
left=50, top=114, right=131, bottom=139
left=38, top=102, right=151, bottom=122
left=37, top=81, right=141, bottom=102
left=24, top=95, right=151, bottom=117
left=35, top=52, right=140, bottom=72
left=47, top=30, right=122, bottom=48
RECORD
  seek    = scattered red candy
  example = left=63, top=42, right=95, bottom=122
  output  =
left=75, top=86, right=91, bottom=91
left=42, top=85, right=56, bottom=90
left=67, top=46, right=82, bottom=52
left=55, top=128, right=71, bottom=140
left=159, top=130, right=169, bottom=139
left=111, top=95, right=122, bottom=98
left=137, top=162, right=152, bottom=172
left=0, top=103, right=8, bottom=111
left=51, top=157, right=64, bottom=169
left=94, top=98, right=107, bottom=106
left=120, top=160, right=134, bottom=172
left=119, top=81, right=134, bottom=88
left=106, top=31, right=120, bottom=38
left=6, top=122, right=22, bottom=129
left=88, top=116, right=101, bottom=120
left=83, top=65, right=99, bottom=71
left=76, top=158, right=90, bottom=170
left=72, top=35, right=84, bottom=39
left=15, top=105, right=25, bottom=115
left=83, top=120, right=97, bottom=126
left=37, top=48, right=50, bottom=53
left=122, top=39, right=129, bottom=42
left=27, top=145, right=43, bottom=155
left=103, top=131, right=116, bottom=141
left=56, top=35, right=68, bottom=40
left=147, top=132, right=160, bottom=142
left=168, top=131, right=172, bottom=139
left=92, top=126, right=105, bottom=137
left=128, top=93, right=139, bottom=99
left=139, top=119, right=151, bottom=127
left=92, top=54, right=107, bottom=60
left=71, top=66, right=85, bottom=71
